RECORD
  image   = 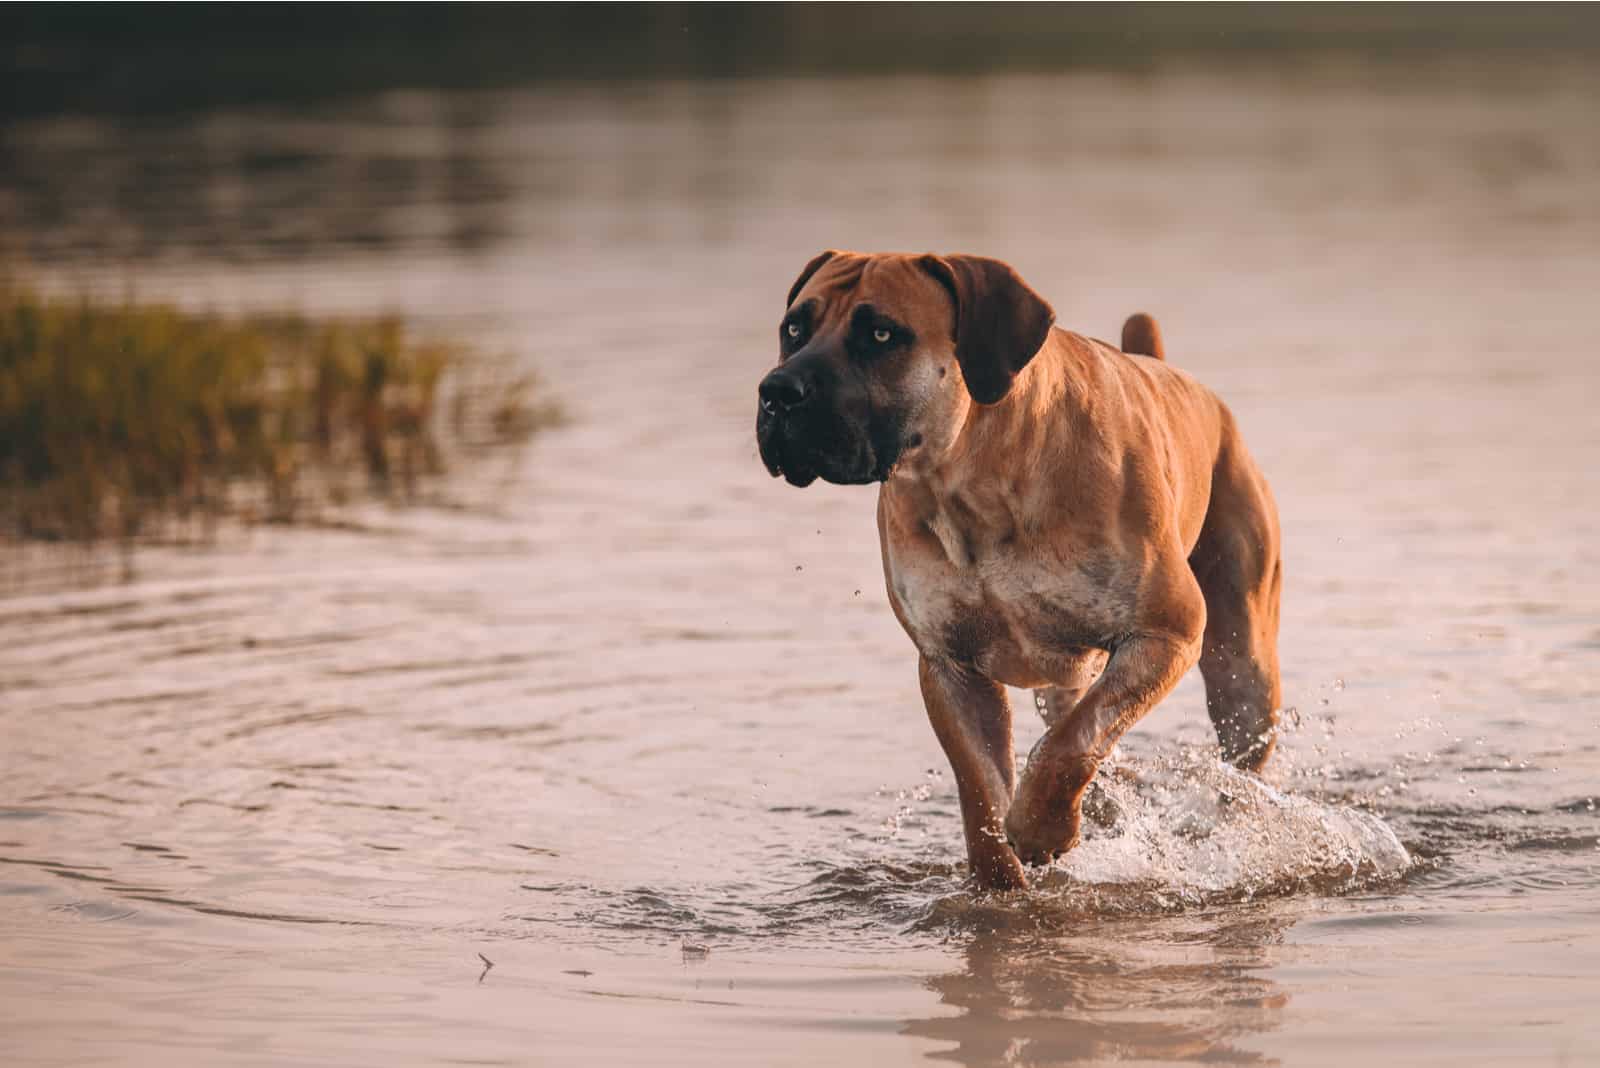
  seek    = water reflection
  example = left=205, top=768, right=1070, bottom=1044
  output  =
left=906, top=912, right=1292, bottom=1066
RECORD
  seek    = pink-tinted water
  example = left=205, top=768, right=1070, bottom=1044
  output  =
left=3, top=60, right=1599, bottom=1065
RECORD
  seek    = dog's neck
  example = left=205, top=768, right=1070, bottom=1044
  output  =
left=884, top=331, right=1086, bottom=539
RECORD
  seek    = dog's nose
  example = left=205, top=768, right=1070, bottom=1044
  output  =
left=759, top=368, right=810, bottom=415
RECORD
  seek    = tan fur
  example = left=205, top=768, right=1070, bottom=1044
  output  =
left=1121, top=311, right=1165, bottom=359
left=768, top=252, right=1283, bottom=890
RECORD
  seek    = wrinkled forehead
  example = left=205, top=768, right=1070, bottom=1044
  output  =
left=794, top=254, right=951, bottom=330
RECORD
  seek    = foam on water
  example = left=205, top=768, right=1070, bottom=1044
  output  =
left=1021, top=751, right=1413, bottom=913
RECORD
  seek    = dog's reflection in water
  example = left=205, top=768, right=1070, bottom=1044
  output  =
left=903, top=910, right=1292, bottom=1066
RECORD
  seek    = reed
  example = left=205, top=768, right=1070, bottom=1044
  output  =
left=0, top=280, right=557, bottom=542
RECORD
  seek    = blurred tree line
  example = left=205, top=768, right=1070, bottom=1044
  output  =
left=4, top=3, right=1598, bottom=118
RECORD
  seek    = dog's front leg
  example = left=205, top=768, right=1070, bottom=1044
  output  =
left=918, top=656, right=1028, bottom=891
left=1006, top=630, right=1202, bottom=866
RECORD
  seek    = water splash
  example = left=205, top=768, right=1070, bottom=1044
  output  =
left=547, top=752, right=1414, bottom=947
left=1028, top=750, right=1413, bottom=913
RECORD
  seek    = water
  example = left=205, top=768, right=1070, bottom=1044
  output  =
left=4, top=57, right=1600, bottom=1065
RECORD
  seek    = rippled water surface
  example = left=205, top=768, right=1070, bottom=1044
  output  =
left=4, top=58, right=1600, bottom=1066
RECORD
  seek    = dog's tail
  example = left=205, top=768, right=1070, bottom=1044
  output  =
left=1121, top=312, right=1165, bottom=360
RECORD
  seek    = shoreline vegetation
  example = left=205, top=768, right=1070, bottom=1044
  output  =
left=0, top=279, right=560, bottom=546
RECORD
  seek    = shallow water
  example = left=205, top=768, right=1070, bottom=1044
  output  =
left=4, top=57, right=1600, bottom=1065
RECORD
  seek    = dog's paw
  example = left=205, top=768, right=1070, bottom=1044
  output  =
left=1004, top=805, right=1081, bottom=867
left=1009, top=833, right=1080, bottom=869
left=1006, top=754, right=1096, bottom=865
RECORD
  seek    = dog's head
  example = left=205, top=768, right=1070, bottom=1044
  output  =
left=756, top=250, right=1054, bottom=487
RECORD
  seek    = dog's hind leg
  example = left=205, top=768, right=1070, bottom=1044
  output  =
left=1195, top=573, right=1281, bottom=771
left=1189, top=419, right=1283, bottom=772
left=1033, top=650, right=1124, bottom=829
left=1031, top=650, right=1109, bottom=728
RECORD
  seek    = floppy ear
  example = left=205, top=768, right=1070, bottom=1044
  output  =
left=786, top=250, right=837, bottom=309
left=917, top=254, right=1055, bottom=405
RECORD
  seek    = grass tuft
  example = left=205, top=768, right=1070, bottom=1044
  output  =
left=0, top=279, right=559, bottom=542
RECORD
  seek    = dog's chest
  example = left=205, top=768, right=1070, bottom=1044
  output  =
left=882, top=514, right=1128, bottom=688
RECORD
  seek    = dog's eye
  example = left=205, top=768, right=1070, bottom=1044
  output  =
left=873, top=328, right=892, bottom=343
left=786, top=322, right=801, bottom=339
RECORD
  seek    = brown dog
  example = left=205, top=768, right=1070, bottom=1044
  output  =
left=756, top=251, right=1282, bottom=890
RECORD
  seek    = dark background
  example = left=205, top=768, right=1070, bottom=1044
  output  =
left=6, top=4, right=1600, bottom=117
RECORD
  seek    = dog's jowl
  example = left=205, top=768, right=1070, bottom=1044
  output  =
left=757, top=251, right=1282, bottom=891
